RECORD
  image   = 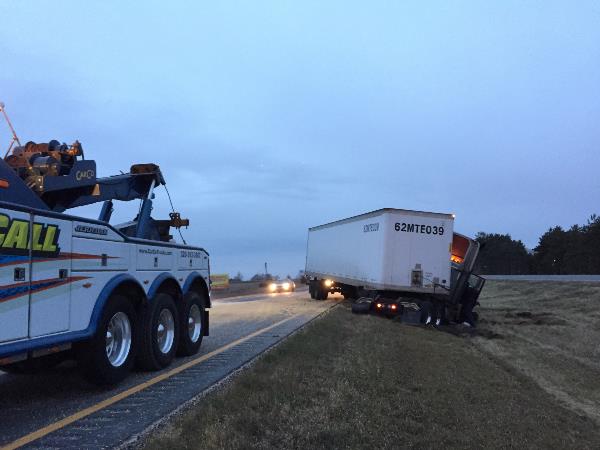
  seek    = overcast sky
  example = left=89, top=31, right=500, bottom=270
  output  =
left=1, top=1, right=599, bottom=277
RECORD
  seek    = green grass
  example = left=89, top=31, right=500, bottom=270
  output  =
left=144, top=302, right=600, bottom=449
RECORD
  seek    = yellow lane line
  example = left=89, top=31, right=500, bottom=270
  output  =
left=1, top=316, right=294, bottom=450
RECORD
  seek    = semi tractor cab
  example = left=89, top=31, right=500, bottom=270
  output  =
left=449, top=232, right=486, bottom=308
left=0, top=107, right=210, bottom=384
left=305, top=208, right=485, bottom=326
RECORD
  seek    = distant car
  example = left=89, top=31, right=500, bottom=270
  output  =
left=268, top=279, right=296, bottom=293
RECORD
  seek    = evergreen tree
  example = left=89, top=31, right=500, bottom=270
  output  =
left=474, top=232, right=531, bottom=274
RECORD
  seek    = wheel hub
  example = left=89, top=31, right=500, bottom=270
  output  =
left=105, top=312, right=132, bottom=368
left=157, top=308, right=175, bottom=354
left=188, top=304, right=202, bottom=343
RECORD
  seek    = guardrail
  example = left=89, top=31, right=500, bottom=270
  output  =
left=482, top=275, right=600, bottom=282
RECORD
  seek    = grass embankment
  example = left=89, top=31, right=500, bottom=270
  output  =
left=145, top=300, right=600, bottom=450
left=476, top=281, right=600, bottom=424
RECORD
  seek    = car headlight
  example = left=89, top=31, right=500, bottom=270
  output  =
left=283, top=282, right=290, bottom=290
left=324, top=279, right=333, bottom=287
left=269, top=283, right=277, bottom=291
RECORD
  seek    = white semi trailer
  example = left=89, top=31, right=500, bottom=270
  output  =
left=305, top=208, right=485, bottom=324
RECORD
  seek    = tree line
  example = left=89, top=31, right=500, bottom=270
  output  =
left=474, top=215, right=600, bottom=275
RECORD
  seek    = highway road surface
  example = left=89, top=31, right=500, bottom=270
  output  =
left=0, top=288, right=338, bottom=450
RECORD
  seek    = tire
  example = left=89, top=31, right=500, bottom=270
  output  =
left=137, top=293, right=180, bottom=370
left=177, top=291, right=206, bottom=357
left=351, top=298, right=372, bottom=314
left=77, top=294, right=137, bottom=385
left=0, top=352, right=68, bottom=375
left=315, top=286, right=326, bottom=301
left=309, top=283, right=316, bottom=299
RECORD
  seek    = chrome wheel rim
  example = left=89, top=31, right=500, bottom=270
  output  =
left=105, top=312, right=132, bottom=367
left=157, top=308, right=175, bottom=354
left=188, top=304, right=202, bottom=343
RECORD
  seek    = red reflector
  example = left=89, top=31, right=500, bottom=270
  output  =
left=0, top=179, right=9, bottom=189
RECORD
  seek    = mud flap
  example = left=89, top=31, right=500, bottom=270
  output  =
left=203, top=310, right=209, bottom=336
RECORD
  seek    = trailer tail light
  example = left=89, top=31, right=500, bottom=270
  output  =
left=0, top=179, right=9, bottom=189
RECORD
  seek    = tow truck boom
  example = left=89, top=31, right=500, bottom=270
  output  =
left=0, top=137, right=187, bottom=241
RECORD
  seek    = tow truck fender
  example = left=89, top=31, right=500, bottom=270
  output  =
left=147, top=272, right=182, bottom=302
left=182, top=271, right=211, bottom=309
left=87, top=273, right=146, bottom=334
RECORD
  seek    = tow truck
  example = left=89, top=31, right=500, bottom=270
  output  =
left=0, top=103, right=210, bottom=384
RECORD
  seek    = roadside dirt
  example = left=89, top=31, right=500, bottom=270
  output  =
left=474, top=281, right=600, bottom=424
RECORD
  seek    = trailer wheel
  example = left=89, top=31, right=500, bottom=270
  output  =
left=77, top=294, right=137, bottom=385
left=137, top=294, right=180, bottom=370
left=314, top=286, right=327, bottom=300
left=177, top=291, right=206, bottom=356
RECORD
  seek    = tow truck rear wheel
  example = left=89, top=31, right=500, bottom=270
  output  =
left=77, top=294, right=138, bottom=385
left=137, top=293, right=180, bottom=370
left=177, top=291, right=206, bottom=356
